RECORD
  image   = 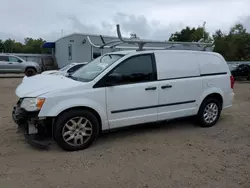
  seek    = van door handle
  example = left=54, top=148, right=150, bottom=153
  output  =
left=8, top=63, right=13, bottom=64
left=145, top=86, right=157, bottom=91
left=161, top=84, right=172, bottom=89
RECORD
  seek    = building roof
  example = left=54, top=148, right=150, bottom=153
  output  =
left=55, top=32, right=131, bottom=43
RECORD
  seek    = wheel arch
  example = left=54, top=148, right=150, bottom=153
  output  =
left=202, top=93, right=223, bottom=108
left=25, top=66, right=38, bottom=72
left=197, top=88, right=224, bottom=113
left=54, top=106, right=103, bottom=134
left=199, top=91, right=224, bottom=112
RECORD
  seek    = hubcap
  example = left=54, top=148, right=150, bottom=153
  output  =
left=203, top=103, right=219, bottom=124
left=62, top=117, right=92, bottom=146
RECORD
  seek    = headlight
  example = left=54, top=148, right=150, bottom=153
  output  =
left=20, top=98, right=45, bottom=112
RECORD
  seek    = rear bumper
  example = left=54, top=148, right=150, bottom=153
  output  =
left=12, top=101, right=53, bottom=149
left=223, top=92, right=235, bottom=109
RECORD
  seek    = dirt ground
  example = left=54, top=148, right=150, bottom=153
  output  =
left=0, top=78, right=249, bottom=188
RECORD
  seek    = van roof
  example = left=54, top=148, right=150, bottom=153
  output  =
left=107, top=51, right=135, bottom=55
left=108, top=49, right=222, bottom=57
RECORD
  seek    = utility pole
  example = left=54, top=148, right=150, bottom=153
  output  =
left=203, top=22, right=206, bottom=39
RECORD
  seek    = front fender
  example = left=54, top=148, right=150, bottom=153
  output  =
left=38, top=97, right=109, bottom=130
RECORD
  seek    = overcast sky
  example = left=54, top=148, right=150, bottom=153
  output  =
left=1, top=0, right=250, bottom=42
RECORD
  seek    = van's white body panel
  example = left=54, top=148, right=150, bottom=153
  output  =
left=15, top=50, right=234, bottom=131
left=16, top=74, right=82, bottom=98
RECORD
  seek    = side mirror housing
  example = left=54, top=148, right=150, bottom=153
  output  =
left=105, top=73, right=122, bottom=86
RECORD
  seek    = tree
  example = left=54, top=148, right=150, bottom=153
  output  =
left=213, top=23, right=250, bottom=61
left=0, top=37, right=51, bottom=54
left=169, top=26, right=211, bottom=42
left=0, top=40, right=4, bottom=52
left=3, top=39, right=16, bottom=53
left=23, top=38, right=49, bottom=54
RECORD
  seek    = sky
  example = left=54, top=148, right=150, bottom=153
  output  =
left=0, top=0, right=250, bottom=42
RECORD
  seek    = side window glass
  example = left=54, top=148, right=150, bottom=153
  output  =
left=8, top=56, right=20, bottom=62
left=0, top=56, right=8, bottom=62
left=110, top=54, right=154, bottom=85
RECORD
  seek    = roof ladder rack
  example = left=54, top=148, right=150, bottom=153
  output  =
left=87, top=24, right=214, bottom=52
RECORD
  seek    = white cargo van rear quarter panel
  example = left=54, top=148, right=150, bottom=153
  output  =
left=198, top=53, right=234, bottom=109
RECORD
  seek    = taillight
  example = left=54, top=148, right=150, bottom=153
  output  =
left=230, top=75, right=235, bottom=89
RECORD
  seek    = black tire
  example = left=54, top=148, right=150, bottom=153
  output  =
left=247, top=73, right=250, bottom=81
left=25, top=68, right=37, bottom=77
left=196, top=98, right=222, bottom=127
left=54, top=109, right=100, bottom=151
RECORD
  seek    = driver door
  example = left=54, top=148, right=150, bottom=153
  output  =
left=0, top=55, right=8, bottom=73
left=6, top=56, right=23, bottom=73
left=104, top=54, right=159, bottom=129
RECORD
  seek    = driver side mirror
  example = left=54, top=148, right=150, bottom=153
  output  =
left=105, top=73, right=123, bottom=86
left=18, top=59, right=23, bottom=63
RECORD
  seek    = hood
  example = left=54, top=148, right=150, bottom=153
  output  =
left=16, top=74, right=82, bottom=98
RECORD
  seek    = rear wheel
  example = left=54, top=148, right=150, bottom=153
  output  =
left=25, top=68, right=37, bottom=77
left=197, top=98, right=222, bottom=127
left=54, top=109, right=100, bottom=151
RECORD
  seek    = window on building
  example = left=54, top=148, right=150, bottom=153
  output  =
left=68, top=44, right=72, bottom=60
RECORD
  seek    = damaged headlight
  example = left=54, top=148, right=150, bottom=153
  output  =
left=20, top=98, right=45, bottom=112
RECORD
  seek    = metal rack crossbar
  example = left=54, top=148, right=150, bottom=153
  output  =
left=87, top=24, right=214, bottom=52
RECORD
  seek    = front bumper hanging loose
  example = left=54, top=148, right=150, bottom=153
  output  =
left=12, top=100, right=53, bottom=149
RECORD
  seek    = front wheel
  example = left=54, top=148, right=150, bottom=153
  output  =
left=54, top=109, right=100, bottom=151
left=197, top=98, right=222, bottom=127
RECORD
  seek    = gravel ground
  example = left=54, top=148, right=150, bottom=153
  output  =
left=0, top=78, right=249, bottom=188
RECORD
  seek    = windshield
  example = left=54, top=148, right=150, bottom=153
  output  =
left=71, top=54, right=124, bottom=82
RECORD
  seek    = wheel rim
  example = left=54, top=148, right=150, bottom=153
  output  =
left=203, top=103, right=219, bottom=124
left=62, top=117, right=93, bottom=146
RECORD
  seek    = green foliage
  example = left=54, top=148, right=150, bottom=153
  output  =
left=0, top=38, right=51, bottom=54
left=213, top=23, right=250, bottom=61
left=169, top=26, right=212, bottom=42
left=169, top=23, right=250, bottom=61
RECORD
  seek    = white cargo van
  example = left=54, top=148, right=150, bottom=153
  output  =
left=12, top=25, right=234, bottom=151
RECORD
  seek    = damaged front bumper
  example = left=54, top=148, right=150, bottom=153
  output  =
left=12, top=99, right=53, bottom=149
